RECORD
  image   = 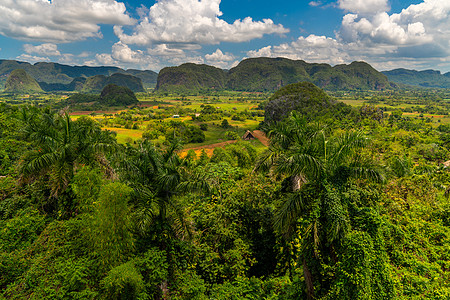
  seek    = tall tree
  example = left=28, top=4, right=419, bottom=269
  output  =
left=19, top=108, right=116, bottom=208
left=255, top=112, right=382, bottom=299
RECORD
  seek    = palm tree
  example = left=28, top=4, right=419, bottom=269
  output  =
left=120, top=139, right=210, bottom=296
left=19, top=108, right=116, bottom=200
left=255, top=112, right=382, bottom=299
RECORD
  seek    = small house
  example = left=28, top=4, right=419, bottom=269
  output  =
left=242, top=130, right=255, bottom=141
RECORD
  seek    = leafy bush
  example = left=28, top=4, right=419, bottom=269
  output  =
left=101, top=261, right=144, bottom=300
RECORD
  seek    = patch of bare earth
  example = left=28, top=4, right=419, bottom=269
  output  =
left=252, top=130, right=270, bottom=146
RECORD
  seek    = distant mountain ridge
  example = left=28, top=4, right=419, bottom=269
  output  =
left=0, top=60, right=157, bottom=89
left=156, top=57, right=394, bottom=92
left=3, top=69, right=145, bottom=93
left=382, top=68, right=450, bottom=88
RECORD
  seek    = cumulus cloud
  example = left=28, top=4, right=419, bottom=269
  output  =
left=246, top=0, right=450, bottom=71
left=205, top=49, right=236, bottom=68
left=338, top=0, right=389, bottom=14
left=114, top=0, right=288, bottom=46
left=247, top=35, right=350, bottom=65
left=205, top=49, right=234, bottom=62
left=339, top=12, right=432, bottom=46
left=111, top=42, right=146, bottom=64
left=338, top=0, right=450, bottom=50
left=16, top=54, right=51, bottom=63
left=24, top=43, right=61, bottom=56
left=0, top=0, right=134, bottom=43
left=94, top=53, right=116, bottom=66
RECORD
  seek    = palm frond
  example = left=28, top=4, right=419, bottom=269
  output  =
left=275, top=152, right=322, bottom=181
left=21, top=150, right=60, bottom=177
left=273, top=192, right=307, bottom=238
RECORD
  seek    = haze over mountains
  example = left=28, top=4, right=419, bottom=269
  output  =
left=1, top=58, right=450, bottom=93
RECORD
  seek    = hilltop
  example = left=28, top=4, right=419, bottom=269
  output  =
left=4, top=69, right=43, bottom=93
left=81, top=73, right=145, bottom=93
left=157, top=58, right=393, bottom=92
left=156, top=63, right=227, bottom=93
left=264, top=81, right=344, bottom=123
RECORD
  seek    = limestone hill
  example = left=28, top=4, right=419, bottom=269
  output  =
left=156, top=58, right=393, bottom=93
left=4, top=69, right=43, bottom=93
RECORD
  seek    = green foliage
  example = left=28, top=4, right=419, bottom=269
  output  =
left=82, top=73, right=145, bottom=93
left=0, top=208, right=46, bottom=252
left=2, top=98, right=450, bottom=299
left=71, top=166, right=103, bottom=212
left=134, top=248, right=169, bottom=297
left=4, top=69, right=43, bottom=93
left=225, top=130, right=240, bottom=140
left=383, top=68, right=450, bottom=89
left=264, top=82, right=339, bottom=123
left=99, top=84, right=139, bottom=106
left=101, top=261, right=144, bottom=300
left=157, top=63, right=227, bottom=93
left=227, top=58, right=391, bottom=92
left=19, top=110, right=116, bottom=208
left=90, top=182, right=134, bottom=268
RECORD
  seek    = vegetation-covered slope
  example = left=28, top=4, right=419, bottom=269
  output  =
left=227, top=57, right=311, bottom=91
left=157, top=58, right=393, bottom=93
left=264, top=81, right=345, bottom=123
left=81, top=73, right=145, bottom=93
left=4, top=69, right=43, bottom=93
left=64, top=84, right=138, bottom=107
left=98, top=84, right=139, bottom=106
left=382, top=68, right=450, bottom=88
left=156, top=63, right=227, bottom=92
left=0, top=59, right=158, bottom=89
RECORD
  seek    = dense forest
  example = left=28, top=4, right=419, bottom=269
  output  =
left=1, top=82, right=450, bottom=299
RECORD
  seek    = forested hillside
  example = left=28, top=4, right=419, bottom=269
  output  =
left=4, top=69, right=43, bottom=93
left=383, top=68, right=450, bottom=88
left=157, top=58, right=393, bottom=92
left=0, top=60, right=158, bottom=90
left=1, top=83, right=450, bottom=299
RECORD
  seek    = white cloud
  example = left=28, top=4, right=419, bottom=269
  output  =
left=147, top=44, right=186, bottom=58
left=309, top=1, right=322, bottom=7
left=205, top=49, right=234, bottom=62
left=205, top=49, right=235, bottom=68
left=247, top=35, right=350, bottom=65
left=338, top=0, right=389, bottom=14
left=94, top=53, right=116, bottom=66
left=0, top=0, right=134, bottom=43
left=16, top=54, right=51, bottom=63
left=24, top=43, right=61, bottom=56
left=111, top=42, right=145, bottom=64
left=339, top=12, right=432, bottom=46
left=114, top=0, right=288, bottom=46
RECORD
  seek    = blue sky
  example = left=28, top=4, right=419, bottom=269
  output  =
left=0, top=0, right=448, bottom=72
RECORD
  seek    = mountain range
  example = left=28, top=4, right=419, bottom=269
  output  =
left=0, top=60, right=158, bottom=90
left=382, top=68, right=450, bottom=89
left=1, top=58, right=450, bottom=93
left=157, top=58, right=394, bottom=92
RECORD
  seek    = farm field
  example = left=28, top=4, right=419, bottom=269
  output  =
left=68, top=92, right=267, bottom=153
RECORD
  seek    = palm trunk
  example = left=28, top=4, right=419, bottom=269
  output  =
left=303, top=258, right=314, bottom=300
